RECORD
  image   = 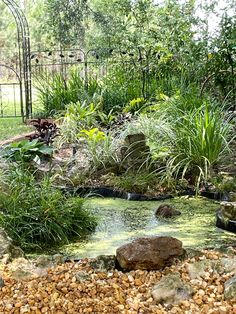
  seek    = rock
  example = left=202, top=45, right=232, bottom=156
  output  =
left=90, top=255, right=116, bottom=271
left=116, top=236, right=184, bottom=270
left=216, top=202, right=236, bottom=233
left=183, top=248, right=203, bottom=259
left=120, top=133, right=150, bottom=170
left=187, top=256, right=236, bottom=280
left=186, top=260, right=213, bottom=279
left=155, top=204, right=181, bottom=218
left=9, top=258, right=48, bottom=281
left=0, top=277, right=4, bottom=288
left=219, top=257, right=236, bottom=274
left=152, top=272, right=194, bottom=304
left=221, top=202, right=236, bottom=220
left=0, top=228, right=24, bottom=261
left=224, top=275, right=236, bottom=300
left=35, top=254, right=64, bottom=268
left=229, top=192, right=236, bottom=202
left=75, top=270, right=91, bottom=282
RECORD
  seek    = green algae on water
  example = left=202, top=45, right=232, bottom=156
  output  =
left=61, top=196, right=236, bottom=258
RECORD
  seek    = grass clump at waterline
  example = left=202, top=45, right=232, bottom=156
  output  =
left=0, top=167, right=97, bottom=252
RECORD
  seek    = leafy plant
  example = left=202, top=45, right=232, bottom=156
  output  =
left=78, top=128, right=118, bottom=170
left=56, top=101, right=98, bottom=147
left=1, top=139, right=53, bottom=164
left=163, top=105, right=234, bottom=190
left=0, top=168, right=97, bottom=251
left=123, top=97, right=147, bottom=114
left=28, top=119, right=60, bottom=145
left=108, top=171, right=159, bottom=194
left=34, top=70, right=101, bottom=116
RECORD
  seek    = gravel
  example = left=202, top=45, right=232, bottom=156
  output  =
left=0, top=250, right=235, bottom=314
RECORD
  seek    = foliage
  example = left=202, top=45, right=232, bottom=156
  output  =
left=204, top=13, right=236, bottom=105
left=0, top=168, right=96, bottom=251
left=44, top=0, right=88, bottom=46
left=57, top=102, right=98, bottom=146
left=1, top=139, right=53, bottom=165
left=78, top=128, right=119, bottom=171
left=107, top=171, right=159, bottom=194
left=34, top=73, right=78, bottom=115
left=163, top=104, right=233, bottom=190
left=28, top=119, right=60, bottom=145
left=123, top=97, right=146, bottom=114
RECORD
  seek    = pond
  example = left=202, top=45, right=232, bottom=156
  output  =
left=61, top=196, right=236, bottom=259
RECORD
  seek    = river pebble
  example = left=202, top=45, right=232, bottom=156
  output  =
left=0, top=250, right=235, bottom=313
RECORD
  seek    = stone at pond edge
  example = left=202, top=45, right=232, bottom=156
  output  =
left=152, top=272, right=194, bottom=305
left=224, top=275, right=236, bottom=300
left=116, top=236, right=183, bottom=271
left=120, top=133, right=150, bottom=170
left=9, top=258, right=48, bottom=281
left=216, top=202, right=236, bottom=233
left=89, top=255, right=116, bottom=271
left=155, top=204, right=181, bottom=218
left=0, top=228, right=24, bottom=261
left=35, top=254, right=65, bottom=268
left=180, top=248, right=203, bottom=260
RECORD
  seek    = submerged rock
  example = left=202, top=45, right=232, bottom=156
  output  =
left=116, top=236, right=183, bottom=270
left=155, top=204, right=181, bottom=218
left=224, top=275, right=236, bottom=300
left=152, top=272, right=193, bottom=304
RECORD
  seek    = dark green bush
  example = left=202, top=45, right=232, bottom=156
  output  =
left=0, top=168, right=97, bottom=251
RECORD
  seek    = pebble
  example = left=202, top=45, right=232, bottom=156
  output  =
left=0, top=250, right=235, bottom=313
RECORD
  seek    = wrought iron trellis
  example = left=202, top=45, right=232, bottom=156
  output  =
left=1, top=0, right=32, bottom=118
left=30, top=46, right=155, bottom=102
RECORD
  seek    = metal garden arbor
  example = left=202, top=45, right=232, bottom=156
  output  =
left=1, top=0, right=32, bottom=118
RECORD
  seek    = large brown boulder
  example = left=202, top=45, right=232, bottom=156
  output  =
left=116, top=236, right=184, bottom=271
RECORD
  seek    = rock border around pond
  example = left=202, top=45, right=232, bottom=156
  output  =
left=216, top=202, right=236, bottom=234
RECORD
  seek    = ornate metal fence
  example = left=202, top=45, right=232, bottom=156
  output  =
left=30, top=46, right=156, bottom=112
left=0, top=0, right=32, bottom=119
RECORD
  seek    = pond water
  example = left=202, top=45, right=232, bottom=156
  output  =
left=61, top=197, right=236, bottom=259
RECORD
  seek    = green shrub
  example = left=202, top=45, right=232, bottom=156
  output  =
left=1, top=139, right=53, bottom=164
left=0, top=169, right=97, bottom=251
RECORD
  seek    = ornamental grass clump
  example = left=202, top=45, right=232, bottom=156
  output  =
left=0, top=168, right=97, bottom=251
left=164, top=104, right=234, bottom=189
